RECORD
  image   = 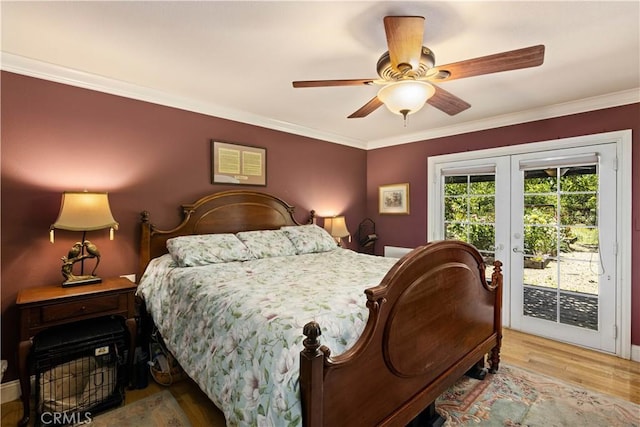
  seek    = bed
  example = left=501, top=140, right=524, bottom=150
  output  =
left=137, top=190, right=503, bottom=426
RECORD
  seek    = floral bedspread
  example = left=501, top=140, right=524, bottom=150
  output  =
left=137, top=249, right=398, bottom=426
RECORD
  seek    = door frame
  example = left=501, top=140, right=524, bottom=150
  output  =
left=427, top=129, right=632, bottom=358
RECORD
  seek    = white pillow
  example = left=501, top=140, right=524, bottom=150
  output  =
left=281, top=224, right=337, bottom=254
left=236, top=230, right=297, bottom=259
left=166, top=234, right=252, bottom=267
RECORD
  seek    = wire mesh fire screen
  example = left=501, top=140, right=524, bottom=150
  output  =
left=33, top=316, right=127, bottom=426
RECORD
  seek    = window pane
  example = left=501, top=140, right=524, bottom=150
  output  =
left=524, top=225, right=557, bottom=256
left=470, top=224, right=495, bottom=252
left=560, top=194, right=597, bottom=226
left=559, top=293, right=598, bottom=330
left=567, top=227, right=599, bottom=251
left=559, top=166, right=597, bottom=191
left=559, top=258, right=598, bottom=295
left=469, top=196, right=495, bottom=222
left=445, top=223, right=468, bottom=242
left=444, top=177, right=467, bottom=196
left=444, top=196, right=467, bottom=221
left=523, top=287, right=557, bottom=321
left=524, top=195, right=556, bottom=223
left=524, top=170, right=557, bottom=193
left=469, top=176, right=495, bottom=195
left=524, top=257, right=557, bottom=289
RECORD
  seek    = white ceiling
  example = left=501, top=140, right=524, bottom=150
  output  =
left=2, top=1, right=639, bottom=149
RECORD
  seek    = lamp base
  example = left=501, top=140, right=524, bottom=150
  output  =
left=62, top=276, right=102, bottom=287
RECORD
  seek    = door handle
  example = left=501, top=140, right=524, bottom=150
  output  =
left=512, top=247, right=524, bottom=253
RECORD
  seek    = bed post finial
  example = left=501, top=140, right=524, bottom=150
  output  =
left=308, top=210, right=316, bottom=225
left=303, top=321, right=321, bottom=353
left=141, top=210, right=150, bottom=223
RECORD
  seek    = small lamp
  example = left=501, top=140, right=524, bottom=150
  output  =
left=50, top=191, right=119, bottom=287
left=378, top=80, right=436, bottom=125
left=324, top=216, right=351, bottom=247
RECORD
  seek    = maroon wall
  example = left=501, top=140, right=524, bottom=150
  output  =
left=2, top=70, right=638, bottom=385
left=0, top=72, right=367, bottom=382
left=366, top=103, right=640, bottom=345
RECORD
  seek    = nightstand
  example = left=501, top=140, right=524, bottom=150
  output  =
left=15, top=277, right=137, bottom=427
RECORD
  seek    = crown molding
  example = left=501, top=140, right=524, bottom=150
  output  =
left=367, top=88, right=640, bottom=149
left=2, top=52, right=637, bottom=151
left=0, top=52, right=367, bottom=149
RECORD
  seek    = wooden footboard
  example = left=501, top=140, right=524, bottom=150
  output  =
left=300, top=240, right=503, bottom=426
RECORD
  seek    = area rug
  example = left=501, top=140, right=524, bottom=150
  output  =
left=85, top=390, right=191, bottom=426
left=436, top=364, right=639, bottom=426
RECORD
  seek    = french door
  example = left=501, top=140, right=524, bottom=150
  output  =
left=510, top=145, right=617, bottom=352
left=428, top=134, right=629, bottom=355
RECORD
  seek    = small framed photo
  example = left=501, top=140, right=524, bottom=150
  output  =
left=211, top=140, right=266, bottom=186
left=379, top=183, right=410, bottom=214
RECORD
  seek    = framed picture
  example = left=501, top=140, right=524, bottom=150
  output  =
left=211, top=140, right=266, bottom=186
left=379, top=183, right=410, bottom=214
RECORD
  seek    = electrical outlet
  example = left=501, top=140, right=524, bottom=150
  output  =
left=120, top=274, right=136, bottom=283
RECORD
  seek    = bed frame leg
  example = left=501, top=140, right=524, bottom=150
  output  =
left=406, top=402, right=445, bottom=427
left=488, top=344, right=501, bottom=373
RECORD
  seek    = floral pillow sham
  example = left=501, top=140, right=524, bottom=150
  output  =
left=166, top=234, right=252, bottom=267
left=281, top=224, right=338, bottom=254
left=236, top=229, right=298, bottom=258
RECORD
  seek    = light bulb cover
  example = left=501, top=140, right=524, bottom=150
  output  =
left=378, top=81, right=435, bottom=116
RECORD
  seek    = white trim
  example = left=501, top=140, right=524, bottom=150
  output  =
left=617, top=131, right=633, bottom=359
left=632, top=344, right=640, bottom=362
left=1, top=379, right=21, bottom=404
left=383, top=246, right=414, bottom=258
left=0, top=52, right=367, bottom=150
left=428, top=130, right=633, bottom=358
left=2, top=52, right=638, bottom=150
left=368, top=90, right=639, bottom=149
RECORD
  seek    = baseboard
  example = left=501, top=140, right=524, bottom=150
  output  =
left=632, top=344, right=640, bottom=362
left=384, top=245, right=413, bottom=258
left=1, top=379, right=21, bottom=404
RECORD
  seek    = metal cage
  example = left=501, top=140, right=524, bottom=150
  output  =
left=33, top=317, right=127, bottom=426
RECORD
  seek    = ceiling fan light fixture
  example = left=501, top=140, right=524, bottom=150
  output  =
left=378, top=81, right=435, bottom=117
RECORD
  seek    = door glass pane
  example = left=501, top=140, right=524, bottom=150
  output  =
left=521, top=165, right=599, bottom=331
left=523, top=288, right=557, bottom=322
left=445, top=222, right=468, bottom=241
left=470, top=196, right=495, bottom=222
left=443, top=173, right=496, bottom=279
left=559, top=293, right=598, bottom=329
left=524, top=195, right=556, bottom=220
left=524, top=171, right=557, bottom=192
left=470, top=224, right=495, bottom=253
left=523, top=259, right=558, bottom=289
left=560, top=194, right=597, bottom=226
left=444, top=177, right=467, bottom=195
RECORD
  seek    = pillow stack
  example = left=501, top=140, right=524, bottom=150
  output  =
left=166, top=224, right=339, bottom=267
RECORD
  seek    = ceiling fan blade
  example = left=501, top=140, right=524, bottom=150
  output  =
left=348, top=96, right=384, bottom=118
left=427, top=85, right=471, bottom=116
left=293, top=79, right=376, bottom=88
left=383, top=16, right=425, bottom=73
left=428, top=45, right=545, bottom=82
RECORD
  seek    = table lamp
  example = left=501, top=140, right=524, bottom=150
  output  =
left=50, top=191, right=119, bottom=287
left=324, top=216, right=351, bottom=247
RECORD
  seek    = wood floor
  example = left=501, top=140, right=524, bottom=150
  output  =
left=2, top=328, right=638, bottom=426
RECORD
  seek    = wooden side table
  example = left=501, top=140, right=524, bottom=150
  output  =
left=16, top=277, right=137, bottom=427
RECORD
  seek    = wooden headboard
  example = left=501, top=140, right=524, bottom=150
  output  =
left=139, top=190, right=310, bottom=278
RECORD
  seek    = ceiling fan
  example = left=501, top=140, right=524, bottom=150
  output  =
left=293, top=16, right=545, bottom=123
